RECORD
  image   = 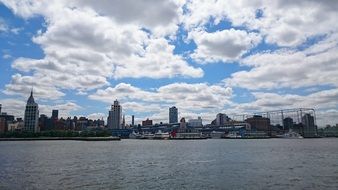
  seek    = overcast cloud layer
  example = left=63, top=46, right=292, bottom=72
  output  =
left=0, top=0, right=337, bottom=126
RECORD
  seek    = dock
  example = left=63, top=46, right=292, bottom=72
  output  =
left=0, top=137, right=121, bottom=141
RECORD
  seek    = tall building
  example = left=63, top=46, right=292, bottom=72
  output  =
left=0, top=104, right=2, bottom=114
left=107, top=100, right=122, bottom=129
left=169, top=106, right=178, bottom=123
left=216, top=113, right=230, bottom=126
left=122, top=114, right=126, bottom=128
left=179, top=117, right=186, bottom=129
left=283, top=117, right=293, bottom=131
left=24, top=90, right=39, bottom=133
left=52, top=110, right=59, bottom=120
left=0, top=117, right=5, bottom=133
left=245, top=115, right=270, bottom=132
left=302, top=113, right=317, bottom=137
left=132, top=115, right=135, bottom=126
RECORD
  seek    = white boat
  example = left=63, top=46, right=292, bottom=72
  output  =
left=129, top=131, right=142, bottom=139
left=225, top=131, right=242, bottom=139
left=277, top=130, right=303, bottom=139
left=210, top=131, right=225, bottom=139
left=142, top=133, right=155, bottom=139
left=154, top=130, right=170, bottom=139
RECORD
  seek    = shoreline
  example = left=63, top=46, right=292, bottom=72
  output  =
left=0, top=137, right=121, bottom=141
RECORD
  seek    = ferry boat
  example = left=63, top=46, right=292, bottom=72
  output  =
left=142, top=133, right=155, bottom=139
left=277, top=130, right=303, bottom=139
left=210, top=131, right=225, bottom=139
left=224, top=131, right=242, bottom=139
left=129, top=131, right=142, bottom=139
left=154, top=130, right=170, bottom=139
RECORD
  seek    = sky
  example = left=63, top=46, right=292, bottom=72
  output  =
left=0, top=0, right=337, bottom=127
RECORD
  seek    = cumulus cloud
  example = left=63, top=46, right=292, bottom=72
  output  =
left=1, top=0, right=338, bottom=126
left=4, top=74, right=65, bottom=100
left=183, top=0, right=338, bottom=47
left=2, top=0, right=202, bottom=99
left=89, top=82, right=233, bottom=123
left=190, top=29, right=261, bottom=63
left=225, top=34, right=338, bottom=90
left=231, top=88, right=338, bottom=126
left=0, top=98, right=81, bottom=119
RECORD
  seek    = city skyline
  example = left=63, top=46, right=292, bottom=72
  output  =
left=0, top=1, right=338, bottom=127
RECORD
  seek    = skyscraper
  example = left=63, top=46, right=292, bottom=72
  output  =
left=169, top=106, right=178, bottom=123
left=24, top=90, right=39, bottom=133
left=132, top=115, right=135, bottom=126
left=52, top=110, right=59, bottom=120
left=122, top=114, right=126, bottom=129
left=302, top=113, right=317, bottom=137
left=107, top=100, right=122, bottom=129
left=215, top=113, right=230, bottom=126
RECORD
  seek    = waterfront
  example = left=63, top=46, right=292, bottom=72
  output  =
left=1, top=139, right=338, bottom=190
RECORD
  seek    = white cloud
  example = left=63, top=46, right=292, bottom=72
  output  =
left=190, top=29, right=261, bottom=63
left=2, top=53, right=11, bottom=59
left=183, top=0, right=338, bottom=47
left=2, top=0, right=202, bottom=99
left=0, top=98, right=81, bottom=119
left=89, top=82, right=233, bottom=123
left=0, top=18, right=8, bottom=32
left=225, top=34, right=338, bottom=90
left=232, top=88, right=338, bottom=126
left=4, top=74, right=65, bottom=100
left=87, top=112, right=106, bottom=121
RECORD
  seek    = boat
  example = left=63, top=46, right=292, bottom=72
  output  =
left=224, top=131, right=242, bottom=139
left=142, top=133, right=155, bottom=139
left=129, top=131, right=142, bottom=139
left=210, top=131, right=225, bottom=139
left=277, top=130, right=303, bottom=139
left=154, top=130, right=170, bottom=139
left=170, top=132, right=207, bottom=140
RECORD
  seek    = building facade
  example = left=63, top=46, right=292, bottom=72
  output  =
left=283, top=117, right=293, bottom=131
left=107, top=100, right=122, bottom=129
left=24, top=90, right=39, bottom=133
left=302, top=113, right=317, bottom=137
left=216, top=113, right=230, bottom=126
left=188, top=117, right=203, bottom=127
left=169, top=106, right=178, bottom=124
left=245, top=115, right=270, bottom=132
left=142, top=118, right=153, bottom=126
left=52, top=110, right=59, bottom=120
left=0, top=117, right=5, bottom=133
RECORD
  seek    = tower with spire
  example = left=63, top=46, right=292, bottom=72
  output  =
left=24, top=89, right=39, bottom=133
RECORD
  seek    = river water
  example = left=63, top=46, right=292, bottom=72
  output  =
left=0, top=138, right=337, bottom=189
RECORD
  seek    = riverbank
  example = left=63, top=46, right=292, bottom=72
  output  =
left=0, top=137, right=121, bottom=141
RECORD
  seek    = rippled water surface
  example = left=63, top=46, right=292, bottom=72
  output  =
left=1, top=138, right=338, bottom=189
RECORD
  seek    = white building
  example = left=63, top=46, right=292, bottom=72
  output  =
left=107, top=100, right=122, bottom=129
left=188, top=117, right=203, bottom=127
left=24, top=90, right=39, bottom=133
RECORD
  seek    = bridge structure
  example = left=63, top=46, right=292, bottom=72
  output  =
left=229, top=108, right=316, bottom=128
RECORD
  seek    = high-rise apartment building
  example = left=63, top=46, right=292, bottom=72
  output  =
left=52, top=110, right=59, bottom=120
left=169, top=106, right=178, bottom=124
left=302, top=113, right=317, bottom=137
left=107, top=100, right=122, bottom=129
